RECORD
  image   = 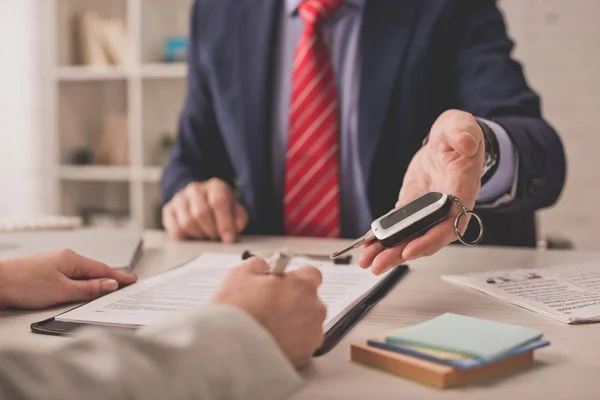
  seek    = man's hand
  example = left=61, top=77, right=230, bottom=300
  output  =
left=162, top=178, right=249, bottom=243
left=0, top=249, right=137, bottom=310
left=212, top=257, right=327, bottom=369
left=360, top=110, right=486, bottom=275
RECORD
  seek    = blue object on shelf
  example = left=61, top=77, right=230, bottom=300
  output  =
left=163, top=36, right=188, bottom=62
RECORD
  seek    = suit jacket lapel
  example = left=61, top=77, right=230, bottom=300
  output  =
left=358, top=0, right=420, bottom=187
left=234, top=0, right=281, bottom=229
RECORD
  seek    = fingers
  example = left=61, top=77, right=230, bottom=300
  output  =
left=289, top=266, right=323, bottom=289
left=242, top=257, right=271, bottom=275
left=401, top=219, right=457, bottom=261
left=235, top=202, right=249, bottom=233
left=206, top=179, right=238, bottom=243
left=187, top=185, right=218, bottom=239
left=435, top=111, right=482, bottom=157
left=358, top=241, right=385, bottom=269
left=170, top=194, right=203, bottom=239
left=65, top=278, right=121, bottom=303
left=57, top=250, right=137, bottom=285
left=179, top=186, right=215, bottom=239
left=162, top=205, right=185, bottom=240
left=163, top=180, right=248, bottom=243
left=441, top=128, right=480, bottom=157
left=370, top=243, right=409, bottom=275
left=359, top=241, right=409, bottom=275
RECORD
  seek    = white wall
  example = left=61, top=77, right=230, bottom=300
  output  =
left=498, top=0, right=600, bottom=250
left=0, top=0, right=53, bottom=218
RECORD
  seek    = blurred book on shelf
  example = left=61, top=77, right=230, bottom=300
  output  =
left=78, top=11, right=128, bottom=66
left=94, top=114, right=130, bottom=166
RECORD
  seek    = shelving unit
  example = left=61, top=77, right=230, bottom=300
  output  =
left=48, top=0, right=192, bottom=229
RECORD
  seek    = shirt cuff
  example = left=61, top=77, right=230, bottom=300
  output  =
left=477, top=118, right=518, bottom=204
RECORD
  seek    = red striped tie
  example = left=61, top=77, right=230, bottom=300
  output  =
left=284, top=0, right=343, bottom=238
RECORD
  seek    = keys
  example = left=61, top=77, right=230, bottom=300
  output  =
left=330, top=232, right=376, bottom=259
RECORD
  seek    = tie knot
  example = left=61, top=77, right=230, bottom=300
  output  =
left=298, top=0, right=344, bottom=25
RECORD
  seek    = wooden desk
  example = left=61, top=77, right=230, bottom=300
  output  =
left=1, top=231, right=599, bottom=399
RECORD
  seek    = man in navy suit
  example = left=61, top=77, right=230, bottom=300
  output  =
left=161, top=0, right=565, bottom=273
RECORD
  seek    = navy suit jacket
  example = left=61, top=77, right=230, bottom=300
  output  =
left=162, top=0, right=566, bottom=246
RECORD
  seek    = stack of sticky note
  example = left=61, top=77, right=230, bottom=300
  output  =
left=350, top=313, right=550, bottom=388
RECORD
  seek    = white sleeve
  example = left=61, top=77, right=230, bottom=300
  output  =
left=0, top=304, right=303, bottom=400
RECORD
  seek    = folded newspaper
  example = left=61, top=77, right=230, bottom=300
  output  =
left=443, top=263, right=600, bottom=324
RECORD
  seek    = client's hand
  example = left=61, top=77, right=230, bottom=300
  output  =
left=162, top=178, right=249, bottom=243
left=212, top=257, right=327, bottom=369
left=0, top=249, right=137, bottom=310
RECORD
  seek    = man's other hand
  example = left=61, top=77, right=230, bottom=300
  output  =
left=360, top=110, right=485, bottom=275
left=212, top=257, right=327, bottom=369
left=0, top=249, right=137, bottom=310
left=162, top=178, right=249, bottom=243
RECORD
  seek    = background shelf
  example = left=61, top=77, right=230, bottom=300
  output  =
left=59, top=165, right=131, bottom=181
left=56, top=66, right=130, bottom=81
left=50, top=0, right=191, bottom=229
left=141, top=63, right=187, bottom=79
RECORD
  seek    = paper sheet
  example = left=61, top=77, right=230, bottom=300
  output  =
left=57, top=253, right=389, bottom=331
left=443, top=263, right=600, bottom=324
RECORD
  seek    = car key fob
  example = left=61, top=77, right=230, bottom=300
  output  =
left=372, top=191, right=452, bottom=248
left=330, top=191, right=453, bottom=259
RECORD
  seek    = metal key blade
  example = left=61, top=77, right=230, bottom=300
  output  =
left=330, top=232, right=376, bottom=259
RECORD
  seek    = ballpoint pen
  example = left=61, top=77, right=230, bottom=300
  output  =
left=242, top=249, right=293, bottom=275
left=268, top=249, right=293, bottom=276
left=242, top=249, right=352, bottom=265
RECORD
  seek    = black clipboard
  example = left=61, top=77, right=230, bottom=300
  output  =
left=32, top=262, right=408, bottom=356
left=315, top=264, right=408, bottom=356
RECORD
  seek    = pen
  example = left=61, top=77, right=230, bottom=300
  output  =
left=242, top=249, right=352, bottom=265
left=242, top=249, right=292, bottom=276
left=269, top=250, right=292, bottom=276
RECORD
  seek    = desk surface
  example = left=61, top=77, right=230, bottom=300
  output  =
left=1, top=231, right=599, bottom=399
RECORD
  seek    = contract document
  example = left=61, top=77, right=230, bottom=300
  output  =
left=443, top=263, right=600, bottom=324
left=53, top=253, right=406, bottom=333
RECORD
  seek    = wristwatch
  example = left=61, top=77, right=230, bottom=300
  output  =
left=477, top=119, right=499, bottom=185
left=421, top=119, right=499, bottom=185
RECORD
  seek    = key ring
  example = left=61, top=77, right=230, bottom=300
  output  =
left=448, top=194, right=484, bottom=246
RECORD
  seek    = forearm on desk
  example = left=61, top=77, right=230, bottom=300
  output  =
left=0, top=304, right=303, bottom=400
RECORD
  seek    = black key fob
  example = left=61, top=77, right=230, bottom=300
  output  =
left=371, top=191, right=452, bottom=248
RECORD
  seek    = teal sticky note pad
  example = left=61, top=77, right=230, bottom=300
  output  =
left=385, top=313, right=543, bottom=362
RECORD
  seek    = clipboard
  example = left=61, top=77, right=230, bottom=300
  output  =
left=315, top=264, right=408, bottom=356
left=31, top=254, right=408, bottom=356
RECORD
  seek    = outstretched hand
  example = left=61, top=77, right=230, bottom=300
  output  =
left=359, top=110, right=486, bottom=275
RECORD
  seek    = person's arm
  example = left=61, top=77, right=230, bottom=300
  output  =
left=0, top=257, right=325, bottom=400
left=160, top=1, right=249, bottom=243
left=0, top=250, right=136, bottom=310
left=451, top=0, right=566, bottom=212
left=160, top=0, right=236, bottom=204
left=358, top=0, right=566, bottom=273
left=0, top=305, right=302, bottom=400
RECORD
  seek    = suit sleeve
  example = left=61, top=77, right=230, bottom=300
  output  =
left=450, top=0, right=566, bottom=213
left=161, top=0, right=236, bottom=204
left=0, top=305, right=303, bottom=400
